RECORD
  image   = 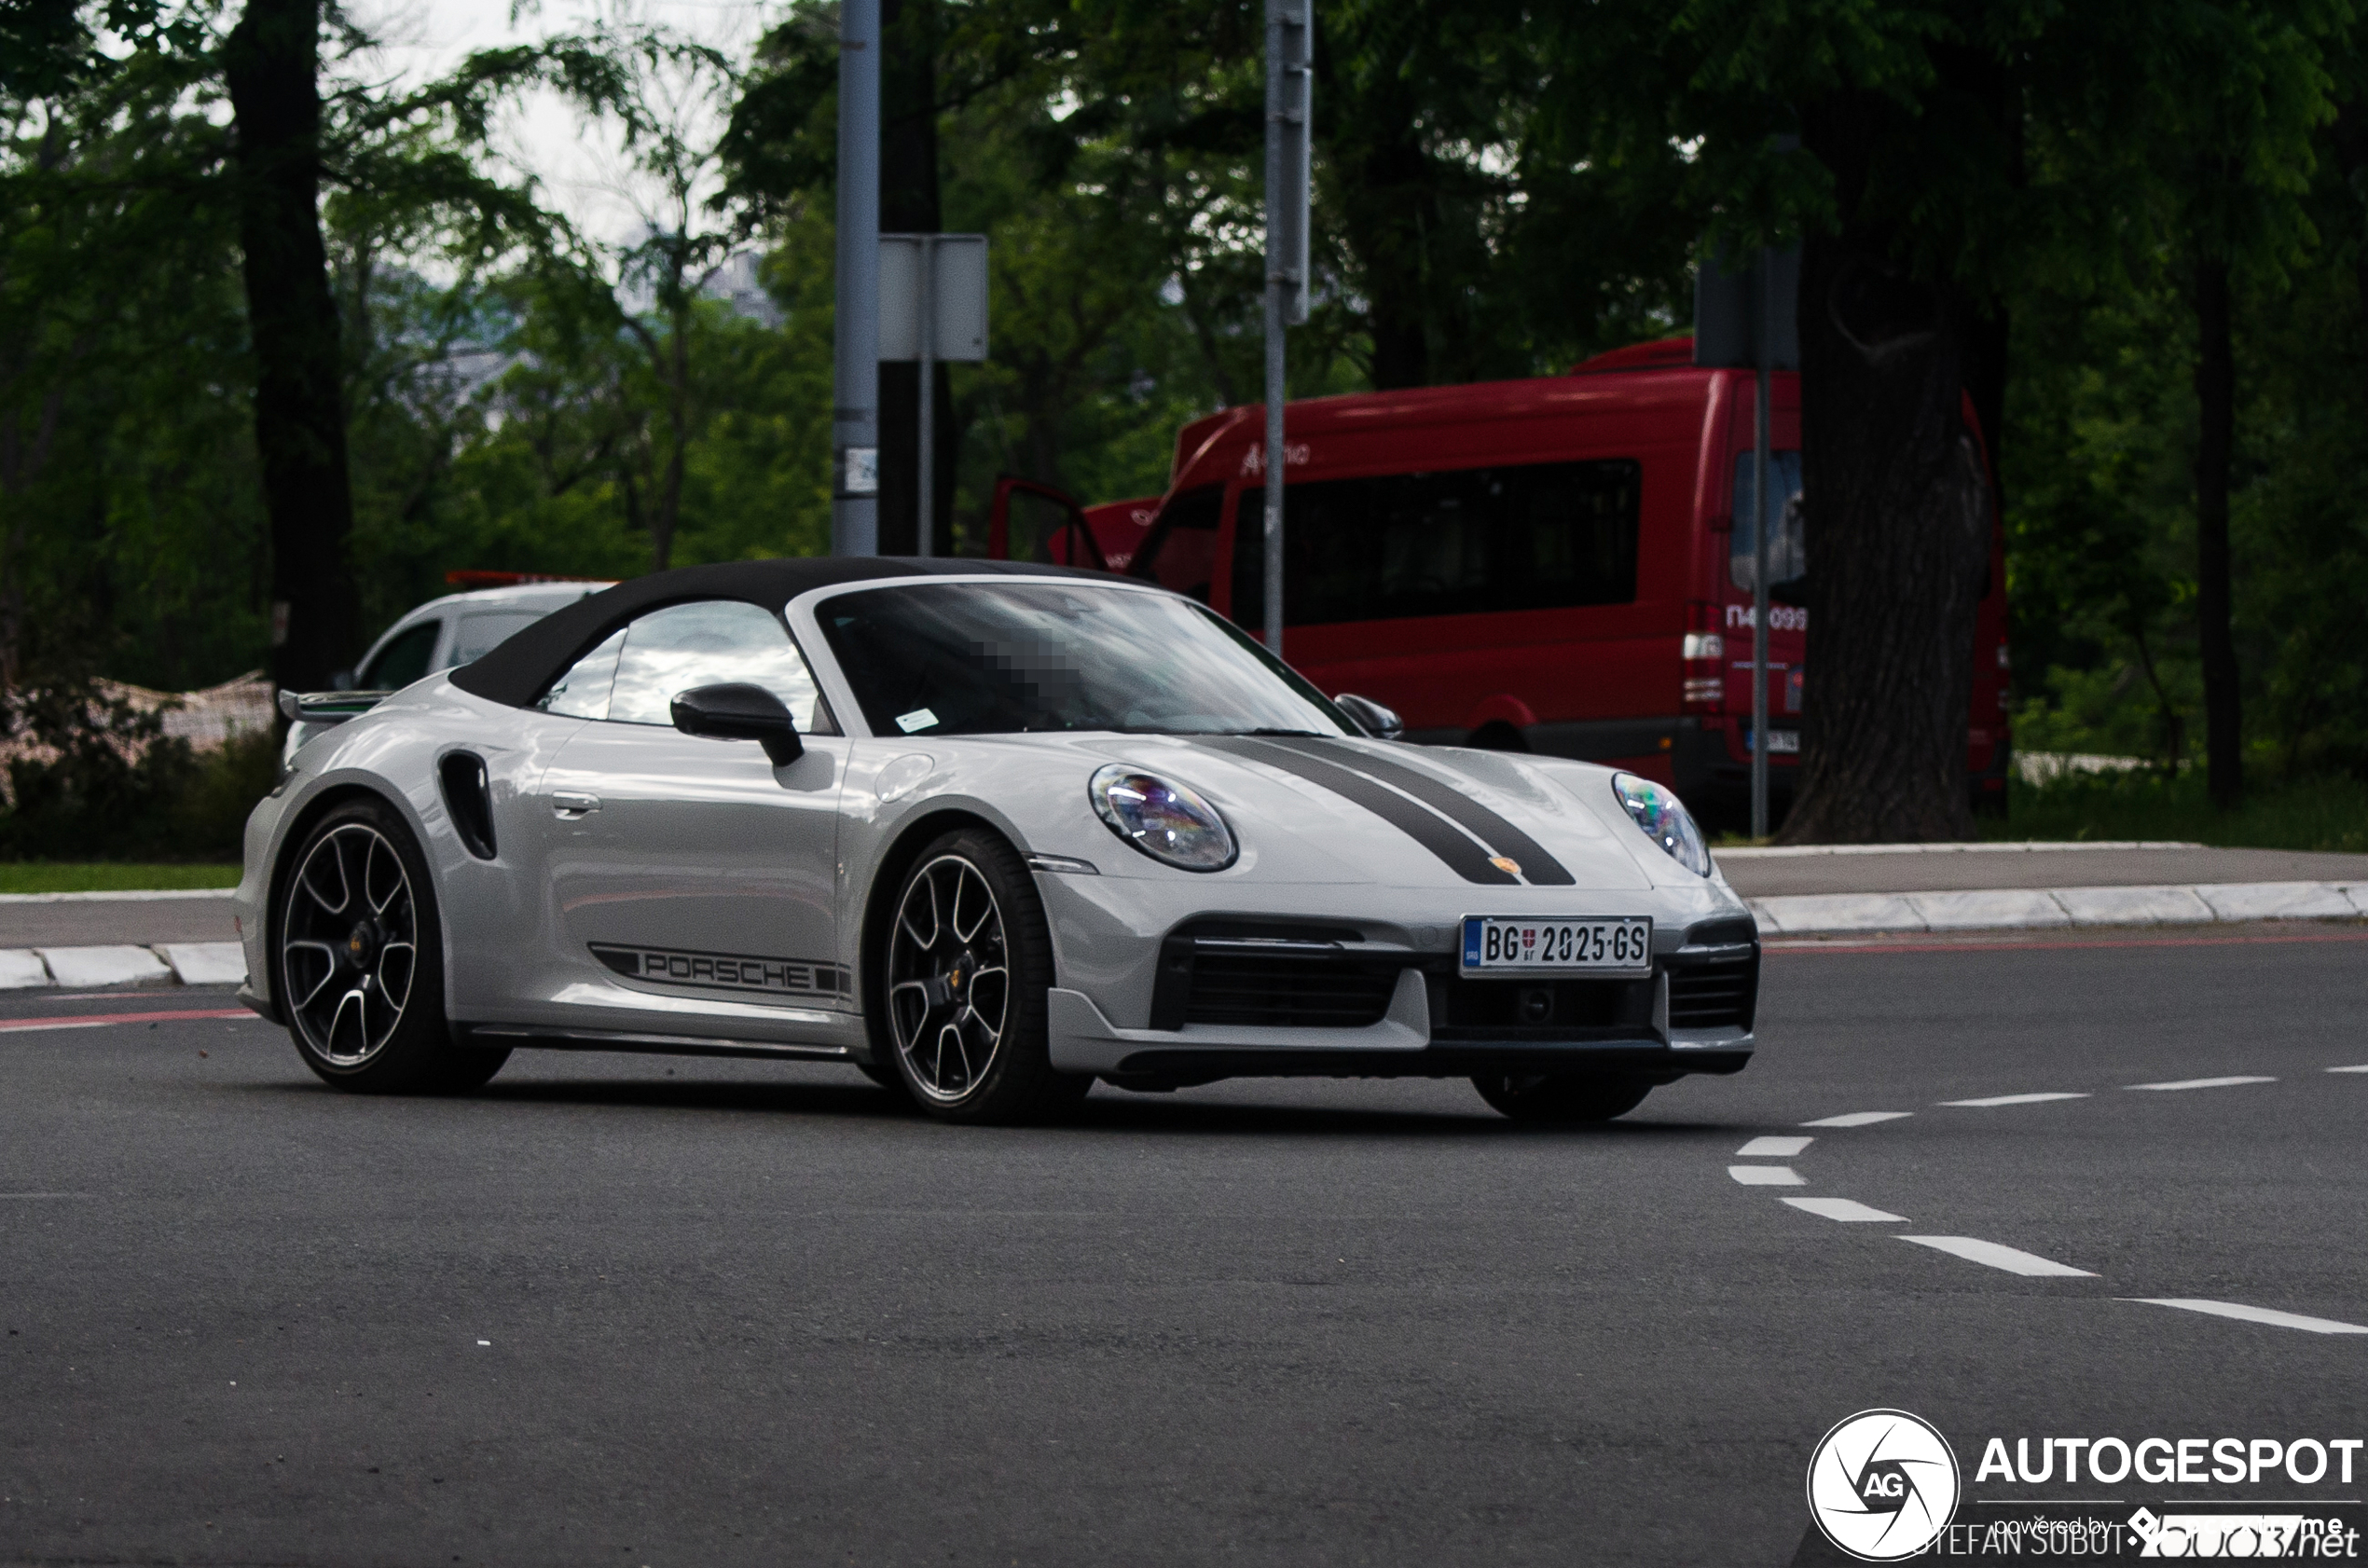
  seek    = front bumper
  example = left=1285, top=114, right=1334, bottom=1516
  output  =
left=1046, top=932, right=1757, bottom=1084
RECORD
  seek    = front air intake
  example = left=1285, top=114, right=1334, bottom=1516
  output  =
left=1667, top=958, right=1756, bottom=1030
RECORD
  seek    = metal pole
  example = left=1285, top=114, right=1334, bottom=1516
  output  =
left=831, top=0, right=880, bottom=557
left=1261, top=0, right=1287, bottom=655
left=916, top=234, right=934, bottom=557
left=1750, top=254, right=1772, bottom=840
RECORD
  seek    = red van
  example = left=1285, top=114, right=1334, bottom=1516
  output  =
left=985, top=337, right=2011, bottom=822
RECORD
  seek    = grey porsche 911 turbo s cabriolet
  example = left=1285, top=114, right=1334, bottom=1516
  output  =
left=236, top=557, right=1760, bottom=1123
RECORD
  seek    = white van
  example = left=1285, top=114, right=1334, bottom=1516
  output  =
left=281, top=581, right=611, bottom=764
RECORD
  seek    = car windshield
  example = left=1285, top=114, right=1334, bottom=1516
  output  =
left=817, top=581, right=1355, bottom=738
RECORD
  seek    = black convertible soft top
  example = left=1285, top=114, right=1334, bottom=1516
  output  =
left=448, top=556, right=1112, bottom=709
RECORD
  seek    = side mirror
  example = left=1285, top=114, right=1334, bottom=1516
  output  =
left=1333, top=693, right=1405, bottom=742
left=671, top=683, right=804, bottom=766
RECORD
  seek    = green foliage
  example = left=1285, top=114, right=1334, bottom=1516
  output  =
left=1988, top=766, right=2368, bottom=853
left=3, top=0, right=2367, bottom=860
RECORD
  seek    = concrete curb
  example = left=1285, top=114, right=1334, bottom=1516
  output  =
left=1751, top=880, right=2368, bottom=936
left=0, top=942, right=246, bottom=990
left=1720, top=841, right=2202, bottom=860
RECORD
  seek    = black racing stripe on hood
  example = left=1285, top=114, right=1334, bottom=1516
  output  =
left=1191, top=736, right=1518, bottom=887
left=1265, top=737, right=1576, bottom=887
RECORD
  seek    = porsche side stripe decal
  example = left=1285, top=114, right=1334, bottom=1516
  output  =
left=1263, top=737, right=1576, bottom=887
left=1193, top=736, right=1519, bottom=886
left=591, top=942, right=853, bottom=998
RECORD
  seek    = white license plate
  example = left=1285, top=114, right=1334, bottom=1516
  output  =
left=1747, top=728, right=1800, bottom=754
left=1460, top=916, right=1653, bottom=976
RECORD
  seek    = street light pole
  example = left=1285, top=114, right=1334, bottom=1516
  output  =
left=916, top=234, right=935, bottom=557
left=831, top=0, right=880, bottom=556
left=1751, top=255, right=1772, bottom=840
left=1262, top=0, right=1310, bottom=656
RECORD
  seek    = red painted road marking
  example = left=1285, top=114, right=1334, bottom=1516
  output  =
left=0, top=1008, right=255, bottom=1033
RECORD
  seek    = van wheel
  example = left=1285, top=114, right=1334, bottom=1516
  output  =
left=1471, top=1074, right=1651, bottom=1123
left=1467, top=722, right=1529, bottom=751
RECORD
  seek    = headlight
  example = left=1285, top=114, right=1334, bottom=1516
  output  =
left=1089, top=764, right=1237, bottom=872
left=1611, top=773, right=1711, bottom=877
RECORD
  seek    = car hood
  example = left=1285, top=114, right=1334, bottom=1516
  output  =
left=954, top=731, right=1665, bottom=892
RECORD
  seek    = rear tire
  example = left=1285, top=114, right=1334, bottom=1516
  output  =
left=273, top=797, right=509, bottom=1094
left=874, top=828, right=1092, bottom=1124
left=1471, top=1074, right=1651, bottom=1123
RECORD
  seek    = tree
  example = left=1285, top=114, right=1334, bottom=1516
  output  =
left=224, top=0, right=358, bottom=691
left=2152, top=3, right=2335, bottom=809
left=1543, top=0, right=2347, bottom=841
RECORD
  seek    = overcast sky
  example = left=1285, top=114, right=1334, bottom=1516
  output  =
left=351, top=0, right=778, bottom=249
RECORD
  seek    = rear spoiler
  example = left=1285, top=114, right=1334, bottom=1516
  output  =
left=276, top=690, right=393, bottom=725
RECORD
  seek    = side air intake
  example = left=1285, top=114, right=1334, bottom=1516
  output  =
left=437, top=752, right=498, bottom=860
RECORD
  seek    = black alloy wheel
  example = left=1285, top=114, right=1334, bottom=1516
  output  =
left=275, top=797, right=507, bottom=1093
left=1471, top=1073, right=1654, bottom=1123
left=876, top=828, right=1090, bottom=1123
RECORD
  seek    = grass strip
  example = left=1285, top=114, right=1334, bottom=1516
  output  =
left=0, top=863, right=242, bottom=894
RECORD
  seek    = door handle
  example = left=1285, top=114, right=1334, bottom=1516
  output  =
left=552, top=791, right=601, bottom=818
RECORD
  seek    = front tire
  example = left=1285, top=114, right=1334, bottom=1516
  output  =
left=274, top=797, right=509, bottom=1094
left=875, top=829, right=1091, bottom=1124
left=1471, top=1073, right=1652, bottom=1123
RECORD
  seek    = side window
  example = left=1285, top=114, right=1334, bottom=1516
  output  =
left=538, top=628, right=626, bottom=719
left=1730, top=450, right=1805, bottom=593
left=1232, top=459, right=1642, bottom=632
left=362, top=621, right=442, bottom=690
left=601, top=600, right=828, bottom=730
left=1125, top=485, right=1224, bottom=603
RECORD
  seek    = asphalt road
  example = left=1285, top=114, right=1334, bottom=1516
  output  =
left=0, top=896, right=238, bottom=948
left=5, top=928, right=2365, bottom=1566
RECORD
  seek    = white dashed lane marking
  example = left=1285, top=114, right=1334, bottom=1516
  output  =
left=1939, top=1092, right=2090, bottom=1107
left=2127, top=1076, right=2277, bottom=1092
left=1728, top=1166, right=1806, bottom=1187
left=1783, top=1197, right=1906, bottom=1223
left=2325, top=1065, right=2368, bottom=1074
left=1800, top=1111, right=1913, bottom=1127
left=1736, top=1136, right=1813, bottom=1158
left=1900, top=1236, right=2096, bottom=1277
left=2125, top=1299, right=2368, bottom=1335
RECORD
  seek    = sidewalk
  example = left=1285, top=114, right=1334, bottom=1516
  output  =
left=0, top=890, right=243, bottom=990
left=1720, top=842, right=2368, bottom=936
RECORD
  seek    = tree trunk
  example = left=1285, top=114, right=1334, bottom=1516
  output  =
left=1778, top=86, right=1997, bottom=845
left=1780, top=239, right=1991, bottom=843
left=225, top=0, right=356, bottom=691
left=647, top=301, right=691, bottom=571
left=875, top=0, right=955, bottom=556
left=2192, top=255, right=2241, bottom=810
left=1314, top=37, right=1430, bottom=390
left=2329, top=101, right=2365, bottom=348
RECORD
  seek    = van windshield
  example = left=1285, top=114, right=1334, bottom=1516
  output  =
left=1125, top=485, right=1224, bottom=603
left=817, top=581, right=1354, bottom=738
left=1730, top=450, right=1805, bottom=595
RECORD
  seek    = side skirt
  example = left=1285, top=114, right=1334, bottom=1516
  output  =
left=461, top=1024, right=853, bottom=1063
